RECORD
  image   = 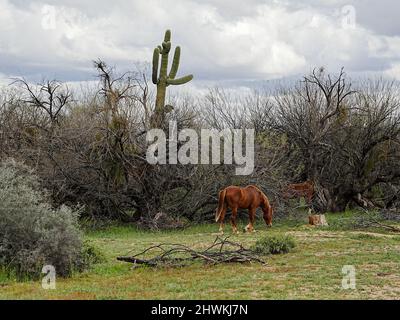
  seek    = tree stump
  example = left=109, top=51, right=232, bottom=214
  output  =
left=308, top=214, right=328, bottom=226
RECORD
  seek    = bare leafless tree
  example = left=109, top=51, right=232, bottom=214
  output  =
left=267, top=69, right=400, bottom=211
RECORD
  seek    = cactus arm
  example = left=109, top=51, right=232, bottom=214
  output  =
left=168, top=46, right=181, bottom=80
left=167, top=74, right=193, bottom=85
left=164, top=29, right=171, bottom=42
left=152, top=48, right=160, bottom=85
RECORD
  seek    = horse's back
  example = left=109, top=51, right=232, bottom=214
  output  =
left=224, top=186, right=243, bottom=205
left=289, top=181, right=313, bottom=192
left=245, top=185, right=263, bottom=193
left=223, top=185, right=263, bottom=208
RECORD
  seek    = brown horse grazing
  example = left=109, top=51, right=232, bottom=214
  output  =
left=282, top=180, right=314, bottom=204
left=215, top=185, right=273, bottom=234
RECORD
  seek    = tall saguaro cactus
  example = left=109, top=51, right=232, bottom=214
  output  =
left=152, top=29, right=193, bottom=122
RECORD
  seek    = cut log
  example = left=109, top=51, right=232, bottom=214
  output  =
left=309, top=214, right=328, bottom=226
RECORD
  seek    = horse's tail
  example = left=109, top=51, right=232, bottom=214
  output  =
left=215, top=189, right=227, bottom=222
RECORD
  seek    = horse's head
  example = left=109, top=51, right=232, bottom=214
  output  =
left=263, top=206, right=273, bottom=227
left=261, top=195, right=273, bottom=227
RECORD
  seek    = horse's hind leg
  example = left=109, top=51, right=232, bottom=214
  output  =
left=231, top=207, right=239, bottom=234
left=219, top=206, right=227, bottom=234
left=245, top=208, right=256, bottom=233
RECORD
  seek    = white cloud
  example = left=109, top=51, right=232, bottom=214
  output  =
left=385, top=63, right=400, bottom=80
left=0, top=0, right=399, bottom=88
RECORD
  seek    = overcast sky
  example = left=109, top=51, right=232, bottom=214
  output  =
left=0, top=0, right=399, bottom=90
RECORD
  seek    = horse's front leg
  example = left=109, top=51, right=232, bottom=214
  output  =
left=231, top=207, right=239, bottom=234
left=245, top=208, right=256, bottom=233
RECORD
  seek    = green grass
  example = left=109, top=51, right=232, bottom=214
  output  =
left=1, top=212, right=400, bottom=299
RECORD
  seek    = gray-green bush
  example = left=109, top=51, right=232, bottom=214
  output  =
left=0, top=159, right=90, bottom=279
left=251, top=235, right=296, bottom=255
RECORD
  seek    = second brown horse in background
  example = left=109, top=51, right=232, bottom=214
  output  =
left=282, top=180, right=315, bottom=204
left=215, top=185, right=273, bottom=234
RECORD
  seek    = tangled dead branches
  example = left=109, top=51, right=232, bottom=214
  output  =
left=360, top=213, right=400, bottom=232
left=116, top=236, right=266, bottom=267
left=336, top=209, right=400, bottom=232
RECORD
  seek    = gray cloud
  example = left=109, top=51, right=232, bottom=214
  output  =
left=0, top=0, right=399, bottom=88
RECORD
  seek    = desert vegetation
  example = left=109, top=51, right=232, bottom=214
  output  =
left=0, top=30, right=399, bottom=299
left=1, top=64, right=399, bottom=226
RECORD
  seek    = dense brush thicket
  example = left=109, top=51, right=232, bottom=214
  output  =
left=0, top=64, right=399, bottom=228
left=0, top=159, right=92, bottom=278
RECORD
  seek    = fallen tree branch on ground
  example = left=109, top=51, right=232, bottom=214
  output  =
left=348, top=209, right=400, bottom=232
left=369, top=220, right=400, bottom=233
left=116, top=236, right=266, bottom=267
